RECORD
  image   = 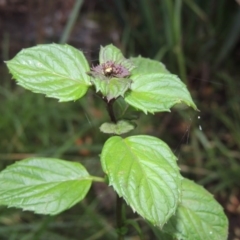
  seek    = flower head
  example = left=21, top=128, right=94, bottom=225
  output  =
left=89, top=60, right=131, bottom=79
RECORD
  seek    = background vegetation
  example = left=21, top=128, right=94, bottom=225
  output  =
left=0, top=0, right=239, bottom=239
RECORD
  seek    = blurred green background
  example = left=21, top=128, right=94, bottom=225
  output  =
left=0, top=0, right=240, bottom=239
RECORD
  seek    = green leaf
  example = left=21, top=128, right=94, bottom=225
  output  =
left=99, top=44, right=134, bottom=70
left=100, top=135, right=181, bottom=227
left=99, top=120, right=136, bottom=135
left=99, top=44, right=125, bottom=64
left=0, top=158, right=92, bottom=215
left=6, top=44, right=91, bottom=101
left=125, top=73, right=198, bottom=114
left=92, top=77, right=132, bottom=101
left=162, top=178, right=229, bottom=240
left=130, top=56, right=169, bottom=76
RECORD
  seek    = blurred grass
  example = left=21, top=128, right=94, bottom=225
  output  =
left=59, top=0, right=84, bottom=44
left=1, top=0, right=240, bottom=239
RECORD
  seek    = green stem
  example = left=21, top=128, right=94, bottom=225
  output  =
left=104, top=98, right=125, bottom=239
left=105, top=99, right=117, bottom=123
left=89, top=176, right=105, bottom=182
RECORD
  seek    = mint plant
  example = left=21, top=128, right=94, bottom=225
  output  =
left=3, top=44, right=228, bottom=239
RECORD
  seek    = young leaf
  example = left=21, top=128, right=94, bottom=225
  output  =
left=99, top=44, right=125, bottom=64
left=92, top=77, right=132, bottom=101
left=99, top=44, right=134, bottom=70
left=100, top=135, right=182, bottom=227
left=125, top=73, right=198, bottom=114
left=99, top=120, right=136, bottom=135
left=162, top=178, right=229, bottom=240
left=130, top=56, right=169, bottom=75
left=6, top=44, right=91, bottom=101
left=0, top=158, right=92, bottom=215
